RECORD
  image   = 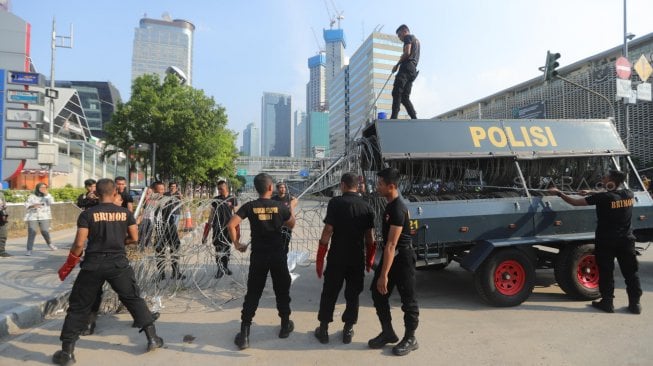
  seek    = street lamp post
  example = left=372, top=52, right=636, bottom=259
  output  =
left=622, top=0, right=635, bottom=152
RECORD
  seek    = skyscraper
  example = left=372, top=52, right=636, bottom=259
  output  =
left=306, top=53, right=326, bottom=112
left=329, top=32, right=403, bottom=156
left=243, top=122, right=260, bottom=157
left=323, top=29, right=346, bottom=111
left=261, top=92, right=292, bottom=157
left=294, top=110, right=307, bottom=158
left=131, top=15, right=194, bottom=85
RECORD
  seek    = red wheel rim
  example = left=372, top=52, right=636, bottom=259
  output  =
left=493, top=260, right=526, bottom=296
left=576, top=254, right=599, bottom=289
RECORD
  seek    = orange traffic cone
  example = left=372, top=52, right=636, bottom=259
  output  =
left=183, top=209, right=194, bottom=232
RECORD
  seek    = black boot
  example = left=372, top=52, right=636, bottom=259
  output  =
left=221, top=256, right=233, bottom=276
left=392, top=331, right=419, bottom=356
left=591, top=299, right=615, bottom=313
left=52, top=342, right=75, bottom=365
left=314, top=322, right=329, bottom=344
left=628, top=297, right=642, bottom=314
left=234, top=323, right=250, bottom=350
left=368, top=321, right=399, bottom=349
left=279, top=318, right=294, bottom=338
left=171, top=262, right=186, bottom=280
left=81, top=312, right=98, bottom=336
left=342, top=323, right=354, bottom=344
left=142, top=324, right=164, bottom=352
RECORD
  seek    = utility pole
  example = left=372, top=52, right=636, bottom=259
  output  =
left=48, top=17, right=73, bottom=187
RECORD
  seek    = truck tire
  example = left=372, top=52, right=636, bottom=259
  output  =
left=474, top=248, right=535, bottom=307
left=554, top=244, right=600, bottom=300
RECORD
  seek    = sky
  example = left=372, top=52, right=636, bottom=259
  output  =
left=8, top=0, right=653, bottom=147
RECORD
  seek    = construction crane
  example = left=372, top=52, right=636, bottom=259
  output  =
left=311, top=27, right=325, bottom=53
left=324, top=0, right=344, bottom=29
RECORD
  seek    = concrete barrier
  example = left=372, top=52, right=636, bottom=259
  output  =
left=4, top=203, right=81, bottom=239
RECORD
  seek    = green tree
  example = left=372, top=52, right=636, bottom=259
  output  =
left=104, top=74, right=238, bottom=185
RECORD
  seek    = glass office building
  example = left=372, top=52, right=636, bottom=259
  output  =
left=131, top=17, right=194, bottom=85
left=56, top=81, right=121, bottom=138
left=261, top=92, right=292, bottom=157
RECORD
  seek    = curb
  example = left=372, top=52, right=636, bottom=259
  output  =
left=0, top=290, right=70, bottom=340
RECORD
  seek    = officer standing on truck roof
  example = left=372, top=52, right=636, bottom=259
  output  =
left=550, top=169, right=642, bottom=314
left=314, top=172, right=376, bottom=345
left=390, top=24, right=419, bottom=120
left=369, top=167, right=420, bottom=356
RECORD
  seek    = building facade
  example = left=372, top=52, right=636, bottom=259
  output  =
left=328, top=32, right=403, bottom=156
left=307, top=111, right=329, bottom=158
left=307, top=53, right=327, bottom=112
left=131, top=16, right=194, bottom=85
left=323, top=28, right=346, bottom=111
left=294, top=110, right=307, bottom=158
left=55, top=81, right=121, bottom=138
left=436, top=33, right=653, bottom=166
left=242, top=122, right=260, bottom=157
left=261, top=92, right=292, bottom=157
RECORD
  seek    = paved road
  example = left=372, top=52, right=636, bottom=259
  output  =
left=1, top=242, right=652, bottom=365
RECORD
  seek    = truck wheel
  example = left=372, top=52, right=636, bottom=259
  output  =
left=554, top=244, right=600, bottom=300
left=474, top=249, right=535, bottom=307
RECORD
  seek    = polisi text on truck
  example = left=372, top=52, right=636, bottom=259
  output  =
left=469, top=126, right=558, bottom=148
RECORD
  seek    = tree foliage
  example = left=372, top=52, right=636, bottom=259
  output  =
left=105, top=74, right=238, bottom=185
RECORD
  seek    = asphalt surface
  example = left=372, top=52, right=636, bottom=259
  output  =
left=0, top=225, right=652, bottom=365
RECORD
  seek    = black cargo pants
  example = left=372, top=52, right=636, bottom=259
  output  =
left=241, top=249, right=291, bottom=324
left=318, top=261, right=365, bottom=324
left=370, top=247, right=419, bottom=331
left=60, top=254, right=156, bottom=344
left=595, top=237, right=642, bottom=301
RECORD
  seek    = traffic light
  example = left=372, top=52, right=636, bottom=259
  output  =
left=543, top=51, right=561, bottom=81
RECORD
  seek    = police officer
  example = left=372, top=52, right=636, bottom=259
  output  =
left=369, top=167, right=419, bottom=356
left=314, top=172, right=376, bottom=344
left=207, top=180, right=238, bottom=278
left=227, top=173, right=295, bottom=350
left=115, top=176, right=134, bottom=212
left=550, top=170, right=643, bottom=314
left=272, top=181, right=297, bottom=253
left=53, top=178, right=163, bottom=365
left=76, top=179, right=99, bottom=210
left=154, top=181, right=185, bottom=280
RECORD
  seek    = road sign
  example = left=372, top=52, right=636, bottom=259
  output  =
left=637, top=82, right=652, bottom=101
left=616, top=78, right=632, bottom=98
left=5, top=108, right=43, bottom=122
left=5, top=127, right=39, bottom=141
left=634, top=54, right=653, bottom=81
left=6, top=89, right=44, bottom=105
left=7, top=71, right=44, bottom=86
left=615, top=56, right=632, bottom=79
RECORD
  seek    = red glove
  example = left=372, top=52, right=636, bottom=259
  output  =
left=202, top=223, right=210, bottom=244
left=366, top=241, right=377, bottom=272
left=58, top=252, right=81, bottom=281
left=236, top=224, right=241, bottom=242
left=316, top=244, right=328, bottom=279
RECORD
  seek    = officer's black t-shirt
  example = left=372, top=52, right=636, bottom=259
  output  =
left=77, top=203, right=136, bottom=254
left=324, top=192, right=375, bottom=264
left=236, top=198, right=290, bottom=252
left=382, top=196, right=412, bottom=249
left=402, top=34, right=420, bottom=65
left=585, top=189, right=635, bottom=239
left=211, top=195, right=238, bottom=231
left=119, top=191, right=133, bottom=209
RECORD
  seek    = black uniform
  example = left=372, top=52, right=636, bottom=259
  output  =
left=237, top=198, right=292, bottom=324
left=371, top=197, right=419, bottom=331
left=585, top=189, right=642, bottom=302
left=76, top=192, right=99, bottom=210
left=318, top=192, right=375, bottom=325
left=155, top=194, right=183, bottom=279
left=272, top=193, right=293, bottom=252
left=211, top=194, right=238, bottom=272
left=391, top=33, right=420, bottom=119
left=60, top=203, right=157, bottom=344
left=119, top=190, right=134, bottom=210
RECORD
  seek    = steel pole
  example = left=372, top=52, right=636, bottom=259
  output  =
left=48, top=17, right=56, bottom=186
